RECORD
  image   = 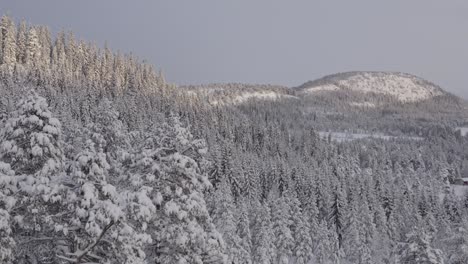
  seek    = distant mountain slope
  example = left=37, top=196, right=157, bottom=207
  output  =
left=296, top=71, right=446, bottom=103
left=178, top=72, right=468, bottom=134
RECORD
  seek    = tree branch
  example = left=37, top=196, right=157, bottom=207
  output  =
left=75, top=220, right=115, bottom=263
left=57, top=220, right=115, bottom=263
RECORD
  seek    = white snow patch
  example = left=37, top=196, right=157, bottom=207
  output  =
left=456, top=127, right=468, bottom=137
left=232, top=91, right=288, bottom=104
left=210, top=91, right=298, bottom=106
left=303, top=84, right=340, bottom=94
left=451, top=185, right=468, bottom=198
left=349, top=102, right=376, bottom=108
left=318, top=131, right=423, bottom=143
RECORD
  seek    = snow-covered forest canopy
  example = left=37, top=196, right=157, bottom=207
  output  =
left=1, top=15, right=468, bottom=264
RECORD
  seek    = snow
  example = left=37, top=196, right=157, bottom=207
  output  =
left=456, top=127, right=468, bottom=137
left=349, top=102, right=376, bottom=108
left=304, top=84, right=340, bottom=93
left=318, top=131, right=423, bottom=142
left=301, top=72, right=444, bottom=102
left=184, top=86, right=298, bottom=106
left=210, top=91, right=298, bottom=106
left=451, top=185, right=468, bottom=198
left=232, top=91, right=297, bottom=104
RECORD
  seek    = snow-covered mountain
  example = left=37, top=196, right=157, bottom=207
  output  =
left=296, top=71, right=446, bottom=103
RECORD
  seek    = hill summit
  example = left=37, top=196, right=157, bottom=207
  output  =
left=296, top=71, right=446, bottom=103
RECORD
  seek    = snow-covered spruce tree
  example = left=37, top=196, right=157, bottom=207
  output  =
left=16, top=21, right=27, bottom=64
left=127, top=115, right=226, bottom=263
left=51, top=97, right=169, bottom=263
left=0, top=90, right=63, bottom=176
left=271, top=195, right=294, bottom=264
left=0, top=162, right=15, bottom=264
left=61, top=130, right=151, bottom=263
left=1, top=15, right=17, bottom=68
left=356, top=198, right=375, bottom=264
left=209, top=177, right=247, bottom=263
left=0, top=90, right=65, bottom=262
left=25, top=27, right=40, bottom=67
left=251, top=201, right=275, bottom=264
left=446, top=218, right=468, bottom=264
left=236, top=200, right=253, bottom=264
left=329, top=185, right=346, bottom=249
left=396, top=225, right=445, bottom=264
left=285, top=188, right=313, bottom=264
left=343, top=193, right=361, bottom=262
left=314, top=220, right=333, bottom=264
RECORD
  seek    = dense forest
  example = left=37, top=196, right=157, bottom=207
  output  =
left=1, top=15, right=468, bottom=264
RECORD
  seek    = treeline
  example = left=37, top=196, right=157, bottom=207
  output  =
left=0, top=15, right=169, bottom=96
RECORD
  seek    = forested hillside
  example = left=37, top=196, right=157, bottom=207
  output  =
left=1, top=15, right=468, bottom=264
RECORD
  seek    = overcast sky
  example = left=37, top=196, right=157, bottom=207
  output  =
left=1, top=0, right=467, bottom=98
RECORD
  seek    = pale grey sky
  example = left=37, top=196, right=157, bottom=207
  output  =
left=1, top=0, right=467, bottom=98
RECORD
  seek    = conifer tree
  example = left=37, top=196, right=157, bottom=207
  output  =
left=25, top=27, right=40, bottom=67
left=236, top=200, right=253, bottom=263
left=209, top=177, right=245, bottom=263
left=0, top=90, right=63, bottom=177
left=272, top=196, right=294, bottom=264
left=0, top=162, right=15, bottom=264
left=329, top=186, right=346, bottom=248
left=1, top=15, right=17, bottom=67
left=0, top=90, right=65, bottom=263
left=396, top=226, right=445, bottom=264
left=129, top=116, right=226, bottom=263
left=16, top=21, right=27, bottom=64
left=252, top=201, right=276, bottom=264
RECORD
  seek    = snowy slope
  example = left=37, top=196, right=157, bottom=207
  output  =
left=211, top=91, right=298, bottom=106
left=181, top=84, right=298, bottom=106
left=297, top=72, right=445, bottom=103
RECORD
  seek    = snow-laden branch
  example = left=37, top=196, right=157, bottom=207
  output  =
left=56, top=220, right=115, bottom=263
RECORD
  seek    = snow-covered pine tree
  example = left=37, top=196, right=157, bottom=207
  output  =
left=0, top=15, right=17, bottom=68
